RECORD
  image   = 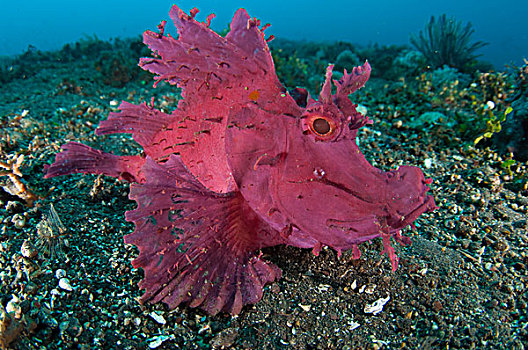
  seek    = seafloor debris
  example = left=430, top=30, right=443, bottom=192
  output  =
left=0, top=304, right=37, bottom=350
left=0, top=308, right=23, bottom=350
left=0, top=153, right=37, bottom=206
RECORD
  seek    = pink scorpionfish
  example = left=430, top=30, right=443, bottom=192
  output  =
left=45, top=5, right=436, bottom=315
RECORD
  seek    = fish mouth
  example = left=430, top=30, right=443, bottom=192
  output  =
left=288, top=176, right=377, bottom=205
left=313, top=177, right=376, bottom=204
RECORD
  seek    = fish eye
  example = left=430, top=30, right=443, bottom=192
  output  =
left=312, top=118, right=331, bottom=135
left=302, top=110, right=341, bottom=141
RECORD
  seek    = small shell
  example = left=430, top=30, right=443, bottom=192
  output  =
left=55, top=269, right=67, bottom=279
left=20, top=240, right=37, bottom=258
left=6, top=298, right=22, bottom=319
left=299, top=303, right=312, bottom=312
left=12, top=214, right=26, bottom=229
left=149, top=311, right=166, bottom=325
left=59, top=278, right=73, bottom=291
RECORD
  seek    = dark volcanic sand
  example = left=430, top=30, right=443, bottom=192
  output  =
left=1, top=41, right=527, bottom=349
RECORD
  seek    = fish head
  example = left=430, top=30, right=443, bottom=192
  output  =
left=226, top=62, right=435, bottom=252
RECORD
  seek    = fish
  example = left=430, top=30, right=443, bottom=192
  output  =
left=44, top=5, right=436, bottom=315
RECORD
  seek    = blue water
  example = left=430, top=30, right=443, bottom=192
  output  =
left=1, top=0, right=526, bottom=69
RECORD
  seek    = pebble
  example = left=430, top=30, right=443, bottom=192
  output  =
left=392, top=120, right=403, bottom=129
left=59, top=278, right=74, bottom=291
left=351, top=279, right=357, bottom=290
left=424, top=158, right=433, bottom=169
left=210, top=328, right=239, bottom=349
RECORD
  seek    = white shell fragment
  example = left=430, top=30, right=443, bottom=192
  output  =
left=55, top=269, right=67, bottom=279
left=424, top=158, right=433, bottom=169
left=148, top=335, right=173, bottom=349
left=364, top=295, right=390, bottom=315
left=356, top=104, right=368, bottom=116
left=349, top=320, right=360, bottom=331
left=58, top=277, right=73, bottom=291
left=6, top=298, right=21, bottom=316
left=20, top=240, right=36, bottom=258
left=149, top=311, right=166, bottom=325
left=299, top=303, right=312, bottom=312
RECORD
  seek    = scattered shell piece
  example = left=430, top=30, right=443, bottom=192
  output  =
left=317, top=284, right=331, bottom=292
left=55, top=269, right=67, bottom=279
left=0, top=271, right=8, bottom=282
left=6, top=299, right=21, bottom=319
left=424, top=158, right=433, bottom=169
left=148, top=335, right=173, bottom=349
left=364, top=295, right=390, bottom=315
left=20, top=240, right=37, bottom=258
left=149, top=311, right=166, bottom=325
left=348, top=319, right=360, bottom=331
left=58, top=278, right=73, bottom=291
left=299, top=303, right=312, bottom=312
left=351, top=279, right=357, bottom=290
left=356, top=104, right=368, bottom=116
left=198, top=323, right=211, bottom=334
left=11, top=213, right=26, bottom=228
left=5, top=201, right=21, bottom=213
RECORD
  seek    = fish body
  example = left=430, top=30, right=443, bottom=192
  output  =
left=45, top=5, right=435, bottom=315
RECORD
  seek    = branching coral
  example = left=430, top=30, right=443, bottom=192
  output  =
left=410, top=14, right=488, bottom=72
left=0, top=154, right=37, bottom=206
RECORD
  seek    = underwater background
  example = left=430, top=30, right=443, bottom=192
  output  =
left=1, top=1, right=528, bottom=349
left=1, top=0, right=527, bottom=68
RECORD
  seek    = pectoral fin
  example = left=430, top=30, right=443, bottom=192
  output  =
left=125, top=155, right=284, bottom=315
